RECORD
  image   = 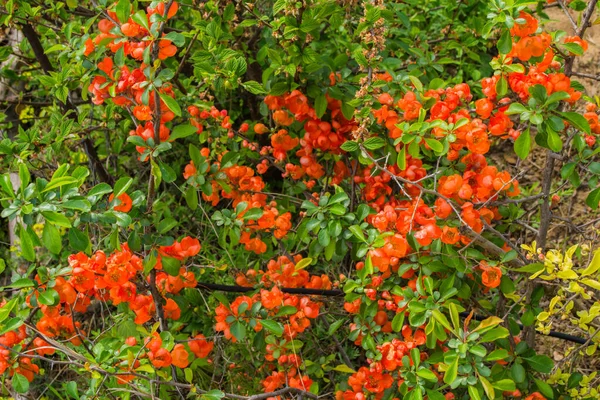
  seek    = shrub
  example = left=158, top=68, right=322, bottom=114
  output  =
left=0, top=0, right=599, bottom=399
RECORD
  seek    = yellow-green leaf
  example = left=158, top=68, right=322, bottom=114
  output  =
left=332, top=364, right=356, bottom=374
left=480, top=375, right=495, bottom=399
left=473, top=316, right=503, bottom=332
left=580, top=249, right=600, bottom=277
left=295, top=257, right=313, bottom=271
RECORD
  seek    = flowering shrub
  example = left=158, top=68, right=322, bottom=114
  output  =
left=0, top=0, right=600, bottom=399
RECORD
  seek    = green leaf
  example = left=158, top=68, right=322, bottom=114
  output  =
left=493, top=379, right=516, bottom=391
left=496, top=76, right=508, bottom=97
left=557, top=111, right=591, bottom=134
left=514, top=128, right=531, bottom=159
left=469, top=344, right=487, bottom=358
left=42, top=177, right=78, bottom=192
left=547, top=129, right=562, bottom=152
left=535, top=378, right=555, bottom=399
left=158, top=218, right=178, bottom=234
left=315, top=94, right=327, bottom=118
left=275, top=306, right=297, bottom=317
left=486, top=349, right=509, bottom=361
left=159, top=92, right=181, bottom=117
left=12, top=373, right=29, bottom=394
left=42, top=211, right=72, bottom=228
left=409, top=75, right=423, bottom=92
left=545, top=91, right=571, bottom=105
left=19, top=225, right=35, bottom=262
left=260, top=319, right=284, bottom=336
left=0, top=317, right=23, bottom=335
left=0, top=298, right=17, bottom=323
left=163, top=32, right=185, bottom=47
left=169, top=124, right=198, bottom=141
left=363, top=137, right=386, bottom=150
left=443, top=356, right=458, bottom=384
left=586, top=187, right=600, bottom=209
left=498, top=29, right=512, bottom=54
left=511, top=363, right=526, bottom=383
left=113, top=177, right=133, bottom=198
left=529, top=85, right=547, bottom=103
left=524, top=355, right=553, bottom=373
left=416, top=368, right=438, bottom=382
left=230, top=321, right=246, bottom=341
left=425, top=138, right=443, bottom=153
left=162, top=256, right=181, bottom=276
left=341, top=103, right=354, bottom=120
left=426, top=390, right=446, bottom=400
left=468, top=386, right=482, bottom=400
left=131, top=10, right=149, bottom=30
left=340, top=140, right=358, bottom=152
left=327, top=318, right=345, bottom=335
left=18, top=163, right=30, bottom=192
left=185, top=186, right=198, bottom=210
left=397, top=145, right=407, bottom=170
left=391, top=312, right=405, bottom=332
left=69, top=228, right=91, bottom=253
left=502, top=250, right=518, bottom=263
left=201, top=389, right=226, bottom=400
left=243, top=208, right=263, bottom=220
left=512, top=262, right=544, bottom=274
left=88, top=183, right=113, bottom=198
left=5, top=278, right=35, bottom=289
left=431, top=309, right=452, bottom=332
left=66, top=381, right=78, bottom=398
left=115, top=0, right=130, bottom=23
left=62, top=199, right=92, bottom=212
left=241, top=80, right=266, bottom=95
left=348, top=225, right=366, bottom=242
left=0, top=174, right=15, bottom=198
left=479, top=326, right=509, bottom=342
left=562, top=42, right=583, bottom=55
left=42, top=223, right=62, bottom=255
left=505, top=102, right=528, bottom=115
left=38, top=289, right=60, bottom=306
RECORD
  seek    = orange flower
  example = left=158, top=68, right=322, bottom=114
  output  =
left=438, top=175, right=463, bottom=198
left=133, top=105, right=152, bottom=121
left=481, top=263, right=502, bottom=288
left=158, top=39, right=177, bottom=60
left=475, top=98, right=493, bottom=119
left=33, top=338, right=55, bottom=356
left=260, top=286, right=284, bottom=310
left=183, top=161, right=197, bottom=179
left=120, top=22, right=141, bottom=37
left=109, top=193, right=133, bottom=213
left=525, top=393, right=546, bottom=400
left=84, top=38, right=95, bottom=56
left=510, top=11, right=538, bottom=37
left=440, top=226, right=460, bottom=244
left=15, top=358, right=39, bottom=382
left=254, top=123, right=270, bottom=134
left=273, top=110, right=294, bottom=126
left=378, top=93, right=393, bottom=105
left=164, top=298, right=181, bottom=320
left=70, top=266, right=96, bottom=292
left=188, top=334, right=214, bottom=358
left=465, top=128, right=490, bottom=154
left=149, top=348, right=172, bottom=368
left=171, top=344, right=190, bottom=368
